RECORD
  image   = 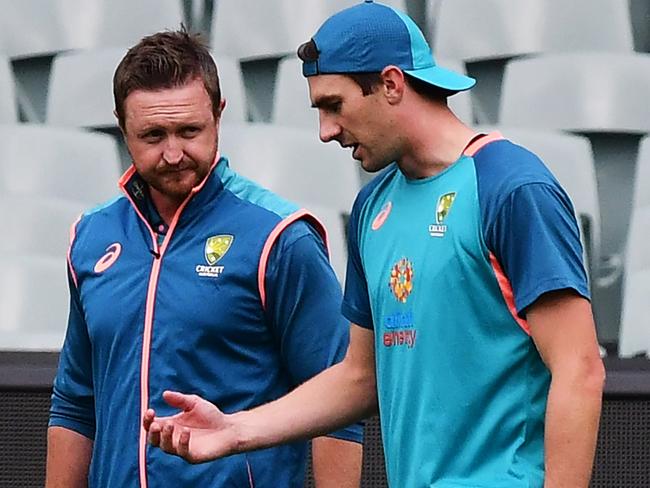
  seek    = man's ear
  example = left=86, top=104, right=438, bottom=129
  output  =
left=381, top=66, right=406, bottom=105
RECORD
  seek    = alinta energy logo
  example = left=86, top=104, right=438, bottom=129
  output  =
left=196, top=235, right=233, bottom=278
left=384, top=257, right=417, bottom=349
left=429, top=192, right=456, bottom=237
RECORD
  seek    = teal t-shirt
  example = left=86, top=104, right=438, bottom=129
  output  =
left=342, top=134, right=589, bottom=487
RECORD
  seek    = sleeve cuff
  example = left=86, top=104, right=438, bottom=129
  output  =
left=49, top=416, right=96, bottom=440
left=341, top=302, right=374, bottom=329
left=517, top=279, right=591, bottom=317
left=324, top=422, right=364, bottom=444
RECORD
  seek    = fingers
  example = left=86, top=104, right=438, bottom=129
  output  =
left=143, top=409, right=163, bottom=447
left=142, top=408, right=156, bottom=431
left=148, top=421, right=162, bottom=447
left=178, top=428, right=191, bottom=459
left=159, top=423, right=176, bottom=454
left=162, top=390, right=197, bottom=412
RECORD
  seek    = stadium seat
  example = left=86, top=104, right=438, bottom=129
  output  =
left=619, top=136, right=650, bottom=357
left=433, top=0, right=635, bottom=123
left=0, top=197, right=83, bottom=259
left=0, top=56, right=17, bottom=123
left=476, top=127, right=601, bottom=281
left=499, top=52, right=650, bottom=133
left=47, top=48, right=127, bottom=129
left=47, top=48, right=246, bottom=128
left=219, top=123, right=362, bottom=211
left=630, top=0, right=650, bottom=52
left=91, top=0, right=186, bottom=49
left=211, top=0, right=409, bottom=60
left=0, top=125, right=122, bottom=206
left=0, top=1, right=88, bottom=58
left=434, top=0, right=633, bottom=62
left=0, top=256, right=69, bottom=351
left=272, top=57, right=319, bottom=131
left=0, top=0, right=99, bottom=122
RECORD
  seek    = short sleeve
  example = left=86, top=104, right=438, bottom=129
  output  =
left=486, top=183, right=590, bottom=316
left=49, top=267, right=96, bottom=439
left=341, top=196, right=374, bottom=329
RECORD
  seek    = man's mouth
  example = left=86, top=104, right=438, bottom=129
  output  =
left=343, top=143, right=360, bottom=159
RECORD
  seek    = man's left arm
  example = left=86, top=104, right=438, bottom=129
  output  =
left=527, top=291, right=605, bottom=488
left=264, top=219, right=363, bottom=487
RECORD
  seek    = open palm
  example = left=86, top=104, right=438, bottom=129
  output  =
left=143, top=390, right=238, bottom=464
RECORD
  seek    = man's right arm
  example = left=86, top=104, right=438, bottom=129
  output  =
left=144, top=324, right=376, bottom=463
left=46, top=427, right=93, bottom=488
left=47, top=260, right=96, bottom=485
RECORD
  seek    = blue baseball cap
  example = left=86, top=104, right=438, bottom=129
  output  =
left=301, top=0, right=475, bottom=93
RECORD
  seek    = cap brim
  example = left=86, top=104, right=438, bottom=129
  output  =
left=404, top=65, right=476, bottom=93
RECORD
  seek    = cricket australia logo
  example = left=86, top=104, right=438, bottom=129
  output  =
left=196, top=234, right=233, bottom=278
left=429, top=192, right=456, bottom=237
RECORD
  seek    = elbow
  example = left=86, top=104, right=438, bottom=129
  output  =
left=584, top=356, right=606, bottom=396
left=574, top=354, right=606, bottom=398
left=345, top=359, right=377, bottom=411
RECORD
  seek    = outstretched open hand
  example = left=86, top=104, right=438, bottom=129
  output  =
left=143, top=391, right=238, bottom=464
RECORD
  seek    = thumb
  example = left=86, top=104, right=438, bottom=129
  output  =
left=162, top=391, right=197, bottom=411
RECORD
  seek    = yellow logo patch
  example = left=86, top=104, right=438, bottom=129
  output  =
left=436, top=192, right=456, bottom=225
left=205, top=235, right=234, bottom=265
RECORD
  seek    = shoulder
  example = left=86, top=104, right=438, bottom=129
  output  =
left=218, top=157, right=300, bottom=221
left=73, top=195, right=129, bottom=241
left=472, top=138, right=566, bottom=216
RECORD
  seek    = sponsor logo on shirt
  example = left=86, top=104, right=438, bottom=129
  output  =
left=196, top=234, right=233, bottom=278
left=383, top=310, right=417, bottom=348
left=372, top=201, right=392, bottom=230
left=389, top=257, right=414, bottom=303
left=429, top=192, right=456, bottom=237
left=385, top=258, right=417, bottom=348
left=94, top=243, right=122, bottom=273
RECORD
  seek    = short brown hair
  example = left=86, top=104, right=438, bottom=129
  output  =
left=113, top=27, right=221, bottom=129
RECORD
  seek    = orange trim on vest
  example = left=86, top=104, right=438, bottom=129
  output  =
left=257, top=210, right=329, bottom=310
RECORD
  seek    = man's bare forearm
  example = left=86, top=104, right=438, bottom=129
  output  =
left=46, top=426, right=93, bottom=488
left=543, top=362, right=604, bottom=488
left=233, top=354, right=377, bottom=453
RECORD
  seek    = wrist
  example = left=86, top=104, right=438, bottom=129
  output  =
left=228, top=411, right=254, bottom=454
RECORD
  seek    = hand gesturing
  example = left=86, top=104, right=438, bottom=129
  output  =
left=143, top=391, right=238, bottom=464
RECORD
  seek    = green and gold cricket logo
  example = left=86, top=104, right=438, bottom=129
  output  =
left=205, top=235, right=233, bottom=264
left=196, top=235, right=233, bottom=278
left=429, top=192, right=456, bottom=237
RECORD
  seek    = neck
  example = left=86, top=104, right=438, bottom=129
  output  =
left=397, top=99, right=476, bottom=179
left=150, top=188, right=184, bottom=225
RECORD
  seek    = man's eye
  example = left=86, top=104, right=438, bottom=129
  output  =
left=142, top=130, right=164, bottom=141
left=328, top=102, right=342, bottom=113
left=182, top=127, right=200, bottom=137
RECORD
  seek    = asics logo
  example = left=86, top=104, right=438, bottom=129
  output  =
left=372, top=201, right=392, bottom=231
left=94, top=243, right=122, bottom=273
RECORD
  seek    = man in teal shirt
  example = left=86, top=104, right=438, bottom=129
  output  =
left=143, top=2, right=605, bottom=487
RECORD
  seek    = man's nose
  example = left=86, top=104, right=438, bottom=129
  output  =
left=162, top=137, right=183, bottom=165
left=319, top=114, right=341, bottom=143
